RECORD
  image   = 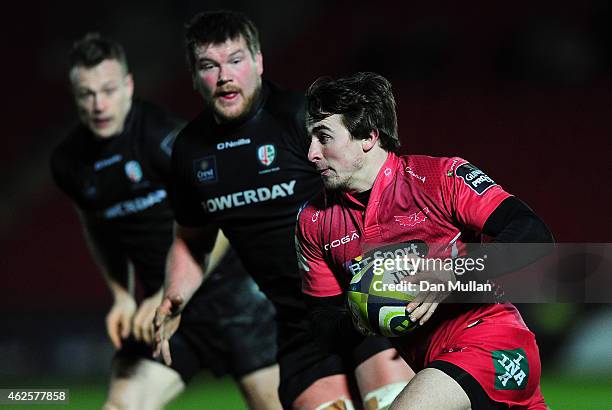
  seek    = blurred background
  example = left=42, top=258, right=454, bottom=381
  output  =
left=2, top=0, right=611, bottom=408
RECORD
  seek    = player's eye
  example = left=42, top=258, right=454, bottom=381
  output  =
left=103, top=87, right=116, bottom=96
left=318, top=134, right=332, bottom=144
left=199, top=62, right=216, bottom=71
left=231, top=57, right=242, bottom=64
left=76, top=90, right=94, bottom=101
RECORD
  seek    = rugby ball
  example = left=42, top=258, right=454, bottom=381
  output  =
left=347, top=255, right=419, bottom=337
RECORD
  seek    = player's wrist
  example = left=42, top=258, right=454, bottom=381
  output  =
left=111, top=287, right=134, bottom=304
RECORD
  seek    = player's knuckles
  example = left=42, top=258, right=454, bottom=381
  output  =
left=411, top=304, right=430, bottom=319
left=105, top=311, right=118, bottom=324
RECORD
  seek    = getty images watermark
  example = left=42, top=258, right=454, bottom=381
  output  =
left=370, top=250, right=491, bottom=294
left=361, top=243, right=612, bottom=303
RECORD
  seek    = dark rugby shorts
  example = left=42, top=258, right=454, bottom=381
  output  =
left=116, top=273, right=277, bottom=382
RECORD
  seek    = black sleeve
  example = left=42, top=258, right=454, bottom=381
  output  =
left=304, top=294, right=366, bottom=356
left=50, top=146, right=81, bottom=205
left=465, top=196, right=555, bottom=281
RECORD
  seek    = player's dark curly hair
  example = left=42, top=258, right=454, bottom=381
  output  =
left=306, top=72, right=400, bottom=152
left=69, top=32, right=129, bottom=75
left=185, top=10, right=260, bottom=73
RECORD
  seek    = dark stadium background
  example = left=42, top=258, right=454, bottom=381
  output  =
left=2, top=1, right=611, bottom=408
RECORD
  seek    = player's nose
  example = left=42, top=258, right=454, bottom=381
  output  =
left=307, top=140, right=322, bottom=163
left=93, top=93, right=107, bottom=112
left=217, top=64, right=232, bottom=84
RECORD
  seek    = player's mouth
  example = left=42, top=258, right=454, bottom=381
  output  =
left=216, top=89, right=241, bottom=102
left=318, top=168, right=333, bottom=177
left=93, top=117, right=112, bottom=129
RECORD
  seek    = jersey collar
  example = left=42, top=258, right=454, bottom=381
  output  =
left=342, top=152, right=399, bottom=209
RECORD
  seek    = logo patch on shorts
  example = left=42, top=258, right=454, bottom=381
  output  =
left=493, top=348, right=529, bottom=390
left=455, top=163, right=497, bottom=195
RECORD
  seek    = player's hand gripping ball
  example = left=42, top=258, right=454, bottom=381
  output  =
left=347, top=254, right=420, bottom=337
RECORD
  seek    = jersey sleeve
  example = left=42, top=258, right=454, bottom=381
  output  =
left=170, top=130, right=209, bottom=227
left=444, top=158, right=513, bottom=231
left=295, top=203, right=344, bottom=297
left=50, top=144, right=84, bottom=207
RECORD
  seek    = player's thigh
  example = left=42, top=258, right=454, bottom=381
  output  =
left=105, top=356, right=185, bottom=410
left=355, top=348, right=414, bottom=410
left=277, top=340, right=354, bottom=410
left=354, top=348, right=414, bottom=393
left=291, top=373, right=354, bottom=410
left=238, top=364, right=282, bottom=410
left=389, top=367, right=470, bottom=410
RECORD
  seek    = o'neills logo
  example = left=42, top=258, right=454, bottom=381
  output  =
left=204, top=180, right=296, bottom=212
left=217, top=138, right=251, bottom=150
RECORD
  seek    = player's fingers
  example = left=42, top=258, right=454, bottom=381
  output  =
left=153, top=333, right=162, bottom=358
left=105, top=312, right=122, bottom=349
left=142, top=311, right=155, bottom=345
left=107, top=326, right=121, bottom=349
left=419, top=302, right=440, bottom=326
left=161, top=339, right=172, bottom=366
left=133, top=309, right=144, bottom=341
left=406, top=291, right=427, bottom=313
left=409, top=292, right=436, bottom=322
left=120, top=313, right=131, bottom=340
left=154, top=299, right=171, bottom=327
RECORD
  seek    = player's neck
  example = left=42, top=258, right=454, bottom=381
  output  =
left=347, top=149, right=389, bottom=194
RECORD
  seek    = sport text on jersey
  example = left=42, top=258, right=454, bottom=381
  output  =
left=203, top=180, right=296, bottom=213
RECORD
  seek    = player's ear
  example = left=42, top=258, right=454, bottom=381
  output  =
left=255, top=51, right=263, bottom=76
left=125, top=73, right=134, bottom=98
left=362, top=129, right=379, bottom=152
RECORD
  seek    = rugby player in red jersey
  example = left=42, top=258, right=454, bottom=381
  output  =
left=296, top=72, right=554, bottom=409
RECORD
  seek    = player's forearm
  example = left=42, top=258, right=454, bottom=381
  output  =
left=106, top=273, right=135, bottom=301
left=163, top=234, right=205, bottom=309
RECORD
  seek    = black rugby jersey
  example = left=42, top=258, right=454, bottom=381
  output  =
left=171, top=81, right=322, bottom=316
left=51, top=100, right=234, bottom=299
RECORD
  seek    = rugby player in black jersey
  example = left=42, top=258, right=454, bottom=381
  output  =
left=153, top=11, right=414, bottom=410
left=51, top=33, right=280, bottom=410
